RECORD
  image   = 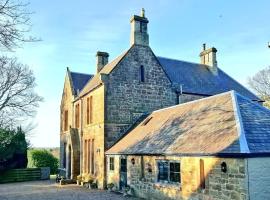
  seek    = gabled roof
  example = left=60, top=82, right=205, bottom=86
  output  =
left=106, top=91, right=270, bottom=157
left=157, top=57, right=261, bottom=101
left=68, top=70, right=93, bottom=96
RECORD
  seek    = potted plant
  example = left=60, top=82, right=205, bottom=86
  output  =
left=107, top=183, right=114, bottom=192
left=83, top=174, right=94, bottom=188
left=76, top=175, right=82, bottom=185
left=123, top=185, right=130, bottom=196
left=90, top=182, right=98, bottom=189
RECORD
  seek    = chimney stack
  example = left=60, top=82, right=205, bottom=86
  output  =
left=96, top=51, right=109, bottom=73
left=199, top=44, right=218, bottom=75
left=130, top=8, right=149, bottom=46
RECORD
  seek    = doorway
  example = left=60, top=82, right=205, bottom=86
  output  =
left=67, top=145, right=71, bottom=179
left=119, top=157, right=127, bottom=190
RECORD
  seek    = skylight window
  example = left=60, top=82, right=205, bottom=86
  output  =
left=142, top=116, right=153, bottom=126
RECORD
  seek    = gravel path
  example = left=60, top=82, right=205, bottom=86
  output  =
left=0, top=180, right=139, bottom=200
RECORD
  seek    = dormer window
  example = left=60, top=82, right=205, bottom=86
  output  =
left=140, top=65, right=145, bottom=82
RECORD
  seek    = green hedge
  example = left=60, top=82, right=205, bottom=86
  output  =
left=28, top=149, right=58, bottom=174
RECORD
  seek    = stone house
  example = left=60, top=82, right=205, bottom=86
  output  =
left=106, top=91, right=270, bottom=200
left=59, top=9, right=261, bottom=190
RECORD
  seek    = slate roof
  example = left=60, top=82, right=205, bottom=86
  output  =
left=106, top=91, right=270, bottom=157
left=69, top=45, right=260, bottom=102
left=157, top=57, right=261, bottom=101
left=69, top=71, right=93, bottom=95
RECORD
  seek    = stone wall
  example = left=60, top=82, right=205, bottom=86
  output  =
left=106, top=155, right=248, bottom=200
left=81, top=85, right=105, bottom=188
left=60, top=73, right=76, bottom=177
left=105, top=45, right=177, bottom=148
left=178, top=93, right=206, bottom=104
left=248, top=157, right=270, bottom=200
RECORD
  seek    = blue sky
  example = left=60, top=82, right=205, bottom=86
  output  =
left=13, top=0, right=270, bottom=147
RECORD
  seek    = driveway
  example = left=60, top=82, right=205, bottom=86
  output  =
left=0, top=180, right=139, bottom=200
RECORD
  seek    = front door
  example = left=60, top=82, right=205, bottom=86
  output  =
left=119, top=157, right=127, bottom=190
left=67, top=145, right=71, bottom=179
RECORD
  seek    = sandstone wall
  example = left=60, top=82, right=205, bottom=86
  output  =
left=60, top=73, right=75, bottom=175
left=82, top=85, right=105, bottom=188
left=106, top=155, right=248, bottom=200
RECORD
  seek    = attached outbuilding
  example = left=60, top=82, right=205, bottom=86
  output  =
left=106, top=91, right=270, bottom=200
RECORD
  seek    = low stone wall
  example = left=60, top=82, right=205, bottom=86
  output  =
left=107, top=155, right=248, bottom=200
left=40, top=167, right=50, bottom=180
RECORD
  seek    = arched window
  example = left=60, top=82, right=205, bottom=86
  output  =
left=140, top=65, right=145, bottom=82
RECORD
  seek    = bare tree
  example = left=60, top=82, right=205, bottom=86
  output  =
left=0, top=0, right=38, bottom=51
left=0, top=56, right=43, bottom=128
left=248, top=66, right=270, bottom=108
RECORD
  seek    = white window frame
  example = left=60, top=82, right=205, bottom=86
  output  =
left=156, top=160, right=181, bottom=184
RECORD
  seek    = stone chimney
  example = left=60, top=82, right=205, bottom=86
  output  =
left=96, top=51, right=109, bottom=73
left=130, top=8, right=149, bottom=46
left=199, top=44, right=218, bottom=75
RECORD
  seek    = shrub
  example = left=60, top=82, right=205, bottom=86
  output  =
left=107, top=183, right=114, bottom=190
left=30, top=149, right=59, bottom=174
left=0, top=127, right=28, bottom=171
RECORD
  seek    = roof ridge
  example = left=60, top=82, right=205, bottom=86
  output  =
left=67, top=68, right=75, bottom=95
left=152, top=90, right=234, bottom=114
left=157, top=56, right=209, bottom=67
left=70, top=71, right=93, bottom=76
left=231, top=91, right=250, bottom=153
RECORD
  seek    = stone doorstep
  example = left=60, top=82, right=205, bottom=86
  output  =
left=60, top=179, right=76, bottom=185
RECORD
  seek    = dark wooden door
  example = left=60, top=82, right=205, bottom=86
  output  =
left=67, top=145, right=71, bottom=179
left=119, top=157, right=127, bottom=190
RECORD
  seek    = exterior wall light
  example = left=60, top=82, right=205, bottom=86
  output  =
left=147, top=163, right=152, bottom=173
left=131, top=158, right=135, bottom=165
left=221, top=162, right=227, bottom=173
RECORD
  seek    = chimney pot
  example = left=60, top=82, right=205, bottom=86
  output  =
left=203, top=43, right=206, bottom=50
left=141, top=8, right=145, bottom=17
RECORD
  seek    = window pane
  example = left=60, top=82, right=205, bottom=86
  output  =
left=140, top=65, right=145, bottom=82
left=175, top=163, right=180, bottom=172
left=169, top=162, right=180, bottom=183
left=158, top=161, right=168, bottom=181
left=170, top=172, right=180, bottom=183
left=109, top=157, right=114, bottom=171
left=170, top=162, right=175, bottom=171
